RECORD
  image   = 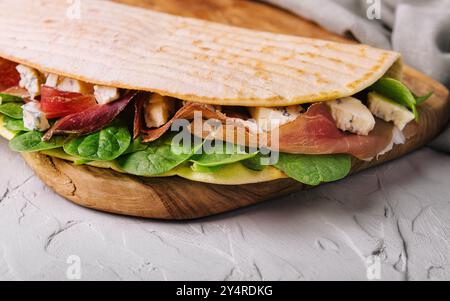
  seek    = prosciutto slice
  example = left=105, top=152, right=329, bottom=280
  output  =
left=0, top=58, right=20, bottom=91
left=276, top=103, right=395, bottom=160
left=142, top=102, right=228, bottom=142
left=142, top=102, right=398, bottom=160
left=133, top=93, right=147, bottom=140
left=43, top=91, right=139, bottom=141
left=40, top=86, right=97, bottom=119
left=1, top=86, right=29, bottom=98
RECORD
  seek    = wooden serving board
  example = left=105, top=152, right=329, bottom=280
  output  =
left=21, top=0, right=449, bottom=220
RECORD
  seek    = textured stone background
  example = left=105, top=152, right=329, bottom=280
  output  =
left=1, top=139, right=449, bottom=281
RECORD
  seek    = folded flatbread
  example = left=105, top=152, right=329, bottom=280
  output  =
left=0, top=0, right=402, bottom=105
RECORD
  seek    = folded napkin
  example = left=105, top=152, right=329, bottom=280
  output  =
left=261, top=0, right=450, bottom=153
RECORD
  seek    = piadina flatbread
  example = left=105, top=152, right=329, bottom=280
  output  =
left=0, top=0, right=402, bottom=106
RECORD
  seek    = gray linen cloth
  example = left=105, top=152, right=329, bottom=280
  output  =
left=260, top=0, right=450, bottom=153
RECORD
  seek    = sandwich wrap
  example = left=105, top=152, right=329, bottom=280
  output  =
left=0, top=0, right=427, bottom=186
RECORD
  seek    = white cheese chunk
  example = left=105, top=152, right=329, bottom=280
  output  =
left=16, top=65, right=43, bottom=100
left=94, top=85, right=120, bottom=104
left=248, top=105, right=303, bottom=132
left=368, top=92, right=415, bottom=131
left=327, top=97, right=375, bottom=136
left=45, top=73, right=59, bottom=88
left=45, top=74, right=93, bottom=94
left=22, top=102, right=50, bottom=132
left=144, top=94, right=176, bottom=128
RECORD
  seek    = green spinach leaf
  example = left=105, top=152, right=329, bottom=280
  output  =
left=414, top=91, right=433, bottom=105
left=63, top=122, right=131, bottom=161
left=371, top=78, right=432, bottom=121
left=0, top=93, right=23, bottom=104
left=242, top=154, right=268, bottom=171
left=0, top=102, right=23, bottom=119
left=274, top=154, right=351, bottom=186
left=117, top=133, right=201, bottom=176
left=9, top=131, right=66, bottom=152
left=3, top=116, right=28, bottom=132
left=123, top=137, right=148, bottom=155
left=190, top=143, right=257, bottom=167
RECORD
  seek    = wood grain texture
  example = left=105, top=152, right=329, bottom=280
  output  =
left=21, top=0, right=449, bottom=220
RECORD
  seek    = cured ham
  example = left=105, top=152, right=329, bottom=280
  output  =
left=276, top=103, right=395, bottom=160
left=43, top=91, right=139, bottom=140
left=40, top=86, right=97, bottom=119
left=142, top=102, right=227, bottom=142
left=142, top=102, right=397, bottom=160
left=0, top=57, right=20, bottom=91
left=0, top=86, right=29, bottom=98
left=133, top=93, right=147, bottom=140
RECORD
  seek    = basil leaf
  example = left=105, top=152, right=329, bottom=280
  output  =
left=9, top=131, right=66, bottom=152
left=3, top=116, right=28, bottom=132
left=0, top=93, right=23, bottom=103
left=0, top=102, right=23, bottom=119
left=63, top=122, right=131, bottom=161
left=274, top=154, right=351, bottom=186
left=117, top=133, right=201, bottom=176
left=190, top=142, right=257, bottom=167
